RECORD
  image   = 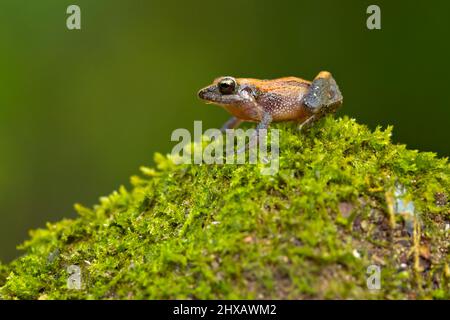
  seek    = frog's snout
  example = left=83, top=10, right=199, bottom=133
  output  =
left=197, top=88, right=207, bottom=99
left=197, top=86, right=215, bottom=101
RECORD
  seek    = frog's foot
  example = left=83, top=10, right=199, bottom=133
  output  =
left=235, top=133, right=258, bottom=155
left=303, top=71, right=343, bottom=118
left=297, top=114, right=318, bottom=132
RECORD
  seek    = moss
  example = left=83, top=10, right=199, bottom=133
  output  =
left=1, top=116, right=449, bottom=300
left=0, top=263, right=7, bottom=289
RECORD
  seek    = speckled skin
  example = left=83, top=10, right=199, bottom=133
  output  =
left=198, top=71, right=343, bottom=131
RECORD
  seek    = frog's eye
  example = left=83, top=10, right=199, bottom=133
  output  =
left=218, top=77, right=237, bottom=95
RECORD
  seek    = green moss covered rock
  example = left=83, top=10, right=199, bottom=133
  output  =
left=1, top=117, right=449, bottom=299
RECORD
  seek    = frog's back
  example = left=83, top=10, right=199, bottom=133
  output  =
left=238, top=77, right=312, bottom=122
left=238, top=76, right=310, bottom=92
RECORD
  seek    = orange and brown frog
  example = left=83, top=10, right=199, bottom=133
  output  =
left=198, top=71, right=343, bottom=136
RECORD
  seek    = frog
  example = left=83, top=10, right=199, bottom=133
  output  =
left=198, top=71, right=343, bottom=133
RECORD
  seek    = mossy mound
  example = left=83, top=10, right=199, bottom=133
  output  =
left=1, top=117, right=449, bottom=299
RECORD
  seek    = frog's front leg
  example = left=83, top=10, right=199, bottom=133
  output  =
left=236, top=112, right=272, bottom=155
left=299, top=71, right=343, bottom=131
left=220, top=116, right=242, bottom=133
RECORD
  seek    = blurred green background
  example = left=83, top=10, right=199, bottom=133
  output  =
left=0, top=0, right=449, bottom=262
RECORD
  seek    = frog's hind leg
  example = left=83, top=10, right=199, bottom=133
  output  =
left=299, top=71, right=343, bottom=131
left=304, top=71, right=343, bottom=113
left=220, top=116, right=243, bottom=133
